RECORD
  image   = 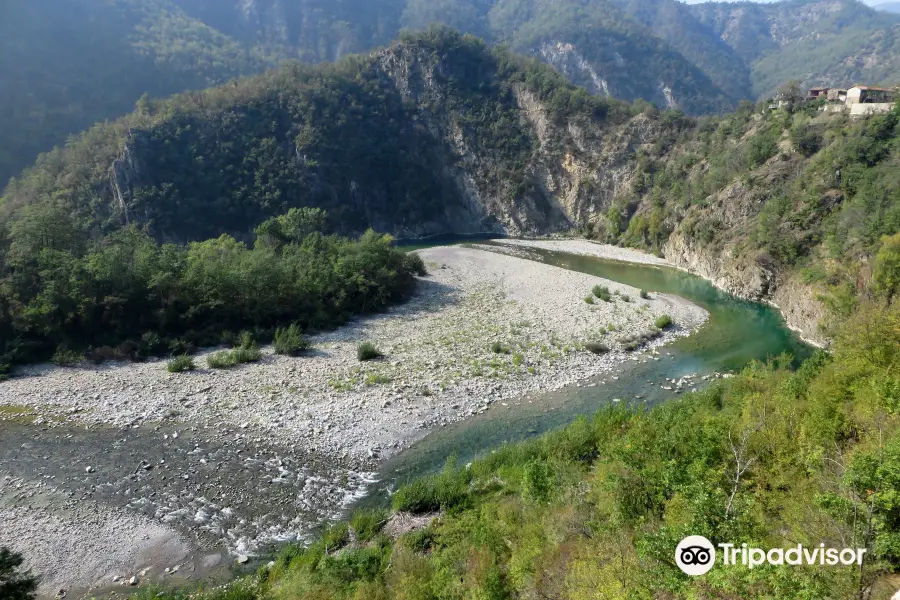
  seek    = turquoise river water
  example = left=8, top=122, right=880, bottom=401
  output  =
left=367, top=243, right=813, bottom=496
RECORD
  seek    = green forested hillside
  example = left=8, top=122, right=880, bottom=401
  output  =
left=0, top=0, right=273, bottom=190
left=603, top=96, right=900, bottom=340
left=8, top=0, right=900, bottom=190
left=5, top=29, right=900, bottom=368
left=690, top=0, right=900, bottom=97
left=0, top=29, right=636, bottom=374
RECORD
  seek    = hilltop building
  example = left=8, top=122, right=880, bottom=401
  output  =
left=807, top=83, right=897, bottom=115
left=846, top=85, right=897, bottom=104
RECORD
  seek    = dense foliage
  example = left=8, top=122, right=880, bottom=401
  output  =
left=0, top=0, right=272, bottom=188
left=601, top=98, right=900, bottom=330
left=0, top=206, right=424, bottom=377
left=691, top=0, right=900, bottom=97
left=128, top=300, right=900, bottom=599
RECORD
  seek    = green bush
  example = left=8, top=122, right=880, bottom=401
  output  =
left=51, top=348, right=83, bottom=366
left=207, top=351, right=236, bottom=369
left=238, top=330, right=255, bottom=350
left=640, top=289, right=650, bottom=299
left=350, top=509, right=388, bottom=543
left=167, top=355, right=196, bottom=373
left=584, top=342, right=610, bottom=354
left=621, top=329, right=663, bottom=351
left=584, top=295, right=595, bottom=304
left=592, top=285, right=612, bottom=302
left=392, top=456, right=471, bottom=513
left=231, top=345, right=261, bottom=364
left=490, top=341, right=509, bottom=354
left=655, top=314, right=673, bottom=329
left=321, top=523, right=349, bottom=551
left=403, top=253, right=428, bottom=277
left=401, top=529, right=436, bottom=553
left=357, top=342, right=383, bottom=361
left=273, top=324, right=311, bottom=356
left=206, top=345, right=260, bottom=369
left=522, top=460, right=555, bottom=503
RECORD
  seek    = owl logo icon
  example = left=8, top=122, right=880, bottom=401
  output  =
left=675, top=536, right=716, bottom=575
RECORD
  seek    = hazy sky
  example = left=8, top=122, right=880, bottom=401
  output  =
left=678, top=0, right=887, bottom=4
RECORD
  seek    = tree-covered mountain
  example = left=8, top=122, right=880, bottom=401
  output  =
left=0, top=28, right=675, bottom=371
left=4, top=28, right=900, bottom=360
left=9, top=0, right=900, bottom=190
left=0, top=0, right=736, bottom=188
left=690, top=0, right=900, bottom=96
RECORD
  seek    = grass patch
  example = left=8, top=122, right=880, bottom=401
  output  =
left=655, top=314, right=673, bottom=329
left=490, top=341, right=510, bottom=354
left=640, top=289, right=650, bottom=299
left=350, top=509, right=388, bottom=543
left=273, top=324, right=311, bottom=356
left=321, top=522, right=350, bottom=552
left=392, top=456, right=472, bottom=513
left=357, top=341, right=383, bottom=361
left=365, top=372, right=391, bottom=385
left=167, top=355, right=196, bottom=373
left=207, top=351, right=236, bottom=369
left=584, top=295, right=595, bottom=304
left=620, top=329, right=663, bottom=351
left=592, top=285, right=612, bottom=302
left=207, top=341, right=262, bottom=369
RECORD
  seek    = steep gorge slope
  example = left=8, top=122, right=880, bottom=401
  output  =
left=0, top=29, right=683, bottom=245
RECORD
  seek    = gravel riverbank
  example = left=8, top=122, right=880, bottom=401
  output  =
left=489, top=238, right=673, bottom=266
left=0, top=245, right=707, bottom=598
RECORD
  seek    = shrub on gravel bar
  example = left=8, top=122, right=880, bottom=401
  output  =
left=167, top=355, right=196, bottom=373
left=358, top=341, right=383, bottom=361
left=273, top=324, right=311, bottom=356
left=592, top=285, right=612, bottom=302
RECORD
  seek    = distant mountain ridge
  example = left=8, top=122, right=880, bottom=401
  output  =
left=690, top=0, right=900, bottom=95
left=872, top=0, right=900, bottom=12
left=4, top=0, right=900, bottom=187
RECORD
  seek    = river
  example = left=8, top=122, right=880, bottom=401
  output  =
left=367, top=243, right=813, bottom=494
left=0, top=242, right=813, bottom=596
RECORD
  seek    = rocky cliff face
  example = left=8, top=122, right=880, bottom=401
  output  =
left=663, top=231, right=828, bottom=346
left=657, top=166, right=829, bottom=346
left=374, top=41, right=677, bottom=237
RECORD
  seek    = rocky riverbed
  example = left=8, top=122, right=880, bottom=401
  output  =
left=0, top=245, right=707, bottom=598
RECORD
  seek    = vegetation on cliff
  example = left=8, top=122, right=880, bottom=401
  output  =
left=0, top=28, right=634, bottom=244
left=5, top=29, right=900, bottom=362
left=125, top=299, right=900, bottom=599
left=604, top=97, right=900, bottom=336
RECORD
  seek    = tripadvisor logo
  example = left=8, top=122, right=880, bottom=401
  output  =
left=675, top=536, right=868, bottom=576
left=676, top=536, right=716, bottom=575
